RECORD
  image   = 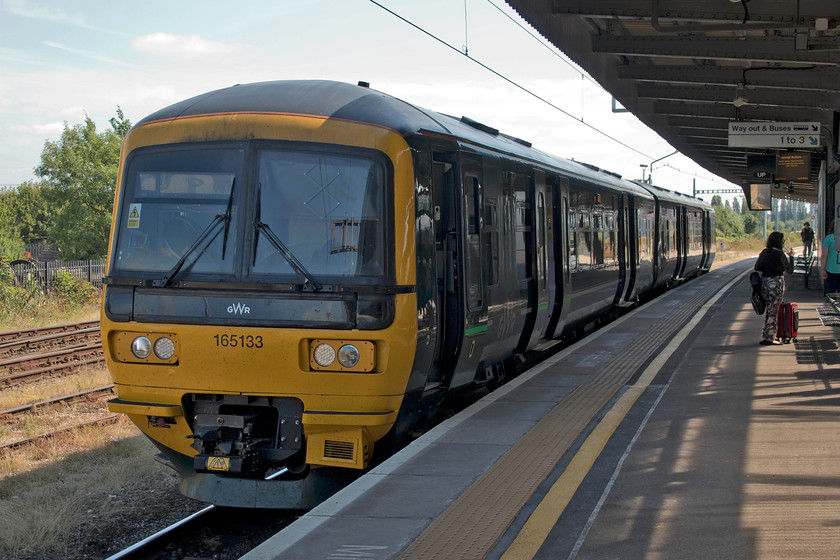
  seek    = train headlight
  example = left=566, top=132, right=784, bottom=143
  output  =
left=313, top=343, right=337, bottom=367
left=309, top=340, right=376, bottom=372
left=337, top=344, right=360, bottom=368
left=131, top=336, right=152, bottom=359
left=113, top=332, right=179, bottom=364
left=154, top=337, right=176, bottom=360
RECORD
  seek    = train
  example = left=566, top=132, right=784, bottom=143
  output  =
left=102, top=80, right=715, bottom=508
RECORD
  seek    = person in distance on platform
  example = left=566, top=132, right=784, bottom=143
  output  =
left=754, top=231, right=794, bottom=346
left=820, top=230, right=840, bottom=295
left=800, top=221, right=815, bottom=258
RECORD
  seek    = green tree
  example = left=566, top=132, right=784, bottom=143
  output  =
left=35, top=108, right=131, bottom=259
left=743, top=211, right=761, bottom=235
left=0, top=181, right=55, bottom=245
left=715, top=205, right=745, bottom=239
left=711, top=195, right=722, bottom=207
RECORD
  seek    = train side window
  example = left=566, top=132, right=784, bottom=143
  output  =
left=484, top=199, right=499, bottom=286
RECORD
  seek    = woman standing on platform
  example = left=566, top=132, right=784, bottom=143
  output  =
left=754, top=231, right=794, bottom=346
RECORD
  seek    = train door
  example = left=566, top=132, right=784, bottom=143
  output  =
left=431, top=150, right=488, bottom=390
left=677, top=206, right=687, bottom=279
left=700, top=210, right=714, bottom=270
left=617, top=194, right=636, bottom=305
left=528, top=171, right=551, bottom=345
left=429, top=152, right=461, bottom=388
left=451, top=152, right=489, bottom=387
left=543, top=176, right=571, bottom=338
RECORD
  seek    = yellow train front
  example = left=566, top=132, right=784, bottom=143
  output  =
left=103, top=81, right=421, bottom=508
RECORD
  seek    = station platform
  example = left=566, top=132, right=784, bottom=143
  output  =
left=242, top=259, right=840, bottom=560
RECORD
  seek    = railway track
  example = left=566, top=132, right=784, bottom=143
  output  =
left=104, top=505, right=297, bottom=560
left=0, top=321, right=114, bottom=450
left=0, top=324, right=101, bottom=359
left=0, top=319, right=99, bottom=344
left=0, top=384, right=114, bottom=416
left=0, top=321, right=104, bottom=386
left=0, top=414, right=121, bottom=451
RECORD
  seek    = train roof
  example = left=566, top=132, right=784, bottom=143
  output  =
left=631, top=180, right=710, bottom=210
left=136, top=80, right=707, bottom=209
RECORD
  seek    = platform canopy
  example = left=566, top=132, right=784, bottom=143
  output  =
left=505, top=0, right=840, bottom=204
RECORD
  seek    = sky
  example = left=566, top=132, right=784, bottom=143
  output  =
left=0, top=0, right=742, bottom=202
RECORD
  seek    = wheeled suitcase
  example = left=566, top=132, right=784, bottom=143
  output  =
left=776, top=301, right=799, bottom=343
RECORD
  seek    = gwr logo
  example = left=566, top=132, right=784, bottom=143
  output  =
left=227, top=302, right=251, bottom=314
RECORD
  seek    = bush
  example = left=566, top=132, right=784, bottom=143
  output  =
left=0, top=264, right=38, bottom=318
left=50, top=269, right=99, bottom=304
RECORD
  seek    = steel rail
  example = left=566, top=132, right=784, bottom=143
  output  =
left=0, top=326, right=101, bottom=359
left=0, top=384, right=114, bottom=416
left=0, top=320, right=99, bottom=344
left=0, top=343, right=105, bottom=386
left=0, top=414, right=121, bottom=451
left=103, top=506, right=217, bottom=560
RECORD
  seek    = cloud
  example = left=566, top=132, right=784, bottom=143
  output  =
left=42, top=41, right=138, bottom=68
left=8, top=121, right=64, bottom=136
left=133, top=32, right=246, bottom=59
left=1, top=0, right=119, bottom=34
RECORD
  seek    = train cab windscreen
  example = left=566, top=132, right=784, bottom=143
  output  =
left=111, top=145, right=388, bottom=286
left=112, top=147, right=244, bottom=278
left=251, top=149, right=386, bottom=280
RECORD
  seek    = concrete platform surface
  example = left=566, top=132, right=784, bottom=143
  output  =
left=241, top=260, right=840, bottom=560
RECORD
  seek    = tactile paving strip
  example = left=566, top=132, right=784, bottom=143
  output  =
left=399, top=270, right=742, bottom=560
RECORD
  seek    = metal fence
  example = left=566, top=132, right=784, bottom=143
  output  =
left=6, top=259, right=107, bottom=291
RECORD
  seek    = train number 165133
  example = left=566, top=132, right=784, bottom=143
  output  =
left=213, top=334, right=264, bottom=348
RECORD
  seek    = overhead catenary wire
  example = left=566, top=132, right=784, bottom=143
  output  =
left=368, top=0, right=657, bottom=161
left=483, top=0, right=598, bottom=88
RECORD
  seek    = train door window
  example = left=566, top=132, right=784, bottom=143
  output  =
left=484, top=199, right=499, bottom=286
left=691, top=212, right=701, bottom=255
left=464, top=174, right=483, bottom=310
left=568, top=208, right=577, bottom=271
left=577, top=211, right=591, bottom=269
left=514, top=186, right=530, bottom=280
left=537, top=191, right=547, bottom=288
left=593, top=211, right=604, bottom=266
left=606, top=213, right=616, bottom=264
left=515, top=190, right=527, bottom=228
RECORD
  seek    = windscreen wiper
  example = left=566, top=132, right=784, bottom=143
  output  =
left=252, top=182, right=322, bottom=292
left=220, top=178, right=235, bottom=259
left=152, top=178, right=235, bottom=288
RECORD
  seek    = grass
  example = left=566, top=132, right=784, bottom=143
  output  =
left=0, top=291, right=203, bottom=559
left=0, top=419, right=197, bottom=560
left=0, top=302, right=99, bottom=333
left=0, top=366, right=113, bottom=411
left=718, top=236, right=766, bottom=255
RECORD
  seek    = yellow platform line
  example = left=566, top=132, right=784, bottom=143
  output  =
left=500, top=272, right=743, bottom=560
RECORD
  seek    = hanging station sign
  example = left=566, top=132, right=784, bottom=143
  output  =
left=728, top=122, right=821, bottom=148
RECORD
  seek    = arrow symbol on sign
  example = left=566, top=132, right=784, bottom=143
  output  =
left=809, top=137, right=819, bottom=146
